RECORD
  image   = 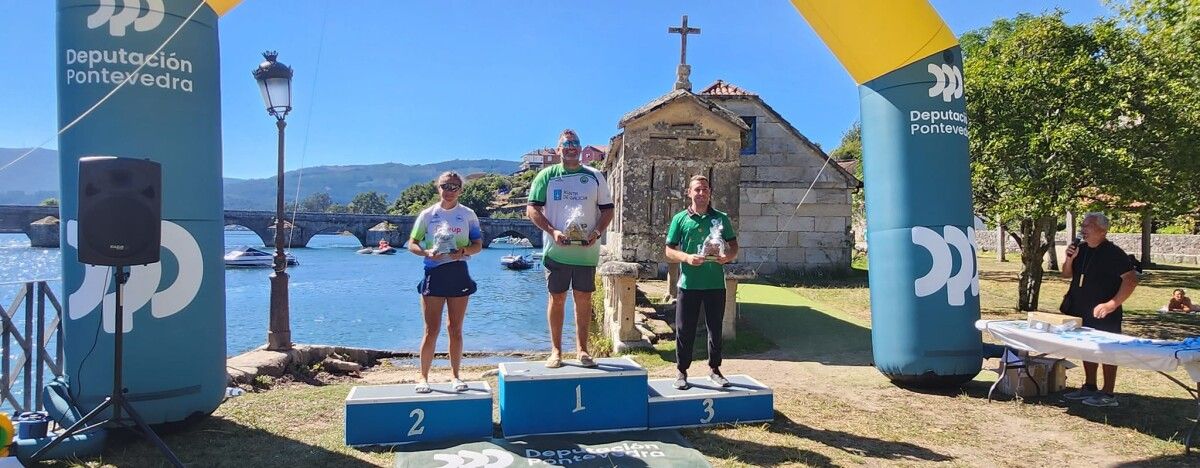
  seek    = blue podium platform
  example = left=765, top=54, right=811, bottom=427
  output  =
left=647, top=375, right=773, bottom=429
left=345, top=382, right=492, bottom=446
left=499, top=357, right=648, bottom=438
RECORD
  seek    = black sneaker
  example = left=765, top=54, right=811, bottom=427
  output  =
left=709, top=371, right=731, bottom=388
left=1063, top=384, right=1098, bottom=401
left=673, top=372, right=689, bottom=390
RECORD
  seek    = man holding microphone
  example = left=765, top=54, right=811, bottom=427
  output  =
left=1060, top=212, right=1138, bottom=407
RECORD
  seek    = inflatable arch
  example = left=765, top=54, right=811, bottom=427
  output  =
left=54, top=0, right=979, bottom=425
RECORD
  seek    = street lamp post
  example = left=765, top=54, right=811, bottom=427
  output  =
left=253, top=51, right=294, bottom=351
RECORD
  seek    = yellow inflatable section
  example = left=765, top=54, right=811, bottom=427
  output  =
left=790, top=0, right=957, bottom=84
left=205, top=0, right=242, bottom=16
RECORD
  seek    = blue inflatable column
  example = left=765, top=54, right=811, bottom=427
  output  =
left=56, top=0, right=226, bottom=422
left=860, top=47, right=981, bottom=385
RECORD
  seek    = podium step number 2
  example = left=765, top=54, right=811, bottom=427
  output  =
left=499, top=356, right=649, bottom=438
left=345, top=382, right=492, bottom=446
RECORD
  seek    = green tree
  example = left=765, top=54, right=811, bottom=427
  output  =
left=828, top=121, right=861, bottom=161
left=390, top=181, right=438, bottom=215
left=347, top=191, right=389, bottom=214
left=39, top=197, right=58, bottom=207
left=326, top=203, right=350, bottom=214
left=963, top=13, right=1124, bottom=310
left=298, top=192, right=333, bottom=213
left=457, top=179, right=496, bottom=216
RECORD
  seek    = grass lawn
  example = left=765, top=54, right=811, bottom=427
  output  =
left=37, top=256, right=1200, bottom=467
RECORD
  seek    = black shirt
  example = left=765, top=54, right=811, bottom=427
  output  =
left=1066, top=240, right=1134, bottom=316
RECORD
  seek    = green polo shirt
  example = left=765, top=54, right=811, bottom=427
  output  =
left=666, top=208, right=737, bottom=290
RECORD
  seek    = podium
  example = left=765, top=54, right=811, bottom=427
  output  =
left=499, top=357, right=648, bottom=438
left=344, top=382, right=492, bottom=446
left=647, top=375, right=773, bottom=429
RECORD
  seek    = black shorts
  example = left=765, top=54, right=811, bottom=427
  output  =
left=417, top=261, right=477, bottom=297
left=544, top=257, right=596, bottom=294
left=1082, top=311, right=1122, bottom=334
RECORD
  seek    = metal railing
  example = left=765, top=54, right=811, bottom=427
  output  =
left=0, top=280, right=64, bottom=413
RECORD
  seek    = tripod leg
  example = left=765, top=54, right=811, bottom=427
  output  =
left=30, top=397, right=115, bottom=461
left=118, top=398, right=184, bottom=468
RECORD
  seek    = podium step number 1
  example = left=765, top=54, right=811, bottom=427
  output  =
left=499, top=357, right=649, bottom=438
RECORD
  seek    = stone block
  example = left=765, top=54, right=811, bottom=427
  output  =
left=777, top=247, right=806, bottom=263
left=795, top=204, right=852, bottom=218
left=738, top=247, right=775, bottom=263
left=779, top=216, right=814, bottom=232
left=739, top=203, right=762, bottom=216
left=741, top=215, right=779, bottom=232
left=815, top=217, right=847, bottom=233
left=740, top=166, right=756, bottom=180
left=773, top=188, right=808, bottom=204
left=805, top=248, right=838, bottom=265
left=744, top=187, right=773, bottom=204
left=761, top=203, right=797, bottom=216
left=759, top=166, right=805, bottom=183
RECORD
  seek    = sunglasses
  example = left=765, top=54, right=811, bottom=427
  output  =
left=439, top=183, right=461, bottom=191
left=560, top=141, right=581, bottom=149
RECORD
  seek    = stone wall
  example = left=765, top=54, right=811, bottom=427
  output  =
left=715, top=98, right=856, bottom=275
left=975, top=230, right=1200, bottom=265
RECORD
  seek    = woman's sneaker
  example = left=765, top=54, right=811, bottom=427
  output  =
left=1063, top=384, right=1098, bottom=401
left=1082, top=393, right=1119, bottom=407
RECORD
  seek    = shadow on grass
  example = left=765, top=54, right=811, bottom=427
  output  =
left=42, top=416, right=380, bottom=468
left=1114, top=453, right=1200, bottom=467
left=937, top=370, right=1200, bottom=453
left=736, top=301, right=873, bottom=366
left=683, top=411, right=953, bottom=467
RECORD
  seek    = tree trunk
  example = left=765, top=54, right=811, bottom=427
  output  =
left=1045, top=215, right=1058, bottom=271
left=1016, top=217, right=1052, bottom=311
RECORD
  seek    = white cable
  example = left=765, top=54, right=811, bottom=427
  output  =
left=287, top=1, right=331, bottom=248
left=752, top=155, right=834, bottom=274
left=0, top=0, right=209, bottom=176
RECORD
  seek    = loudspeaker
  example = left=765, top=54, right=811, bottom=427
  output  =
left=77, top=156, right=162, bottom=266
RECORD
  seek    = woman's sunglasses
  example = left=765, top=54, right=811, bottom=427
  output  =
left=439, top=183, right=461, bottom=191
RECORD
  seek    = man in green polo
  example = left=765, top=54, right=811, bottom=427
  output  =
left=664, top=175, right=738, bottom=390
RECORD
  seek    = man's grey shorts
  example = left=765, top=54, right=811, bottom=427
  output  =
left=544, top=257, right=597, bottom=294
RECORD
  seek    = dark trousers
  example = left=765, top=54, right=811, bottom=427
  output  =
left=675, top=288, right=726, bottom=373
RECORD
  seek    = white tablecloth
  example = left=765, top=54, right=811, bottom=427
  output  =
left=976, top=320, right=1200, bottom=382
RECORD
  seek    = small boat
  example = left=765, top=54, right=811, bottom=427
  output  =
left=356, top=246, right=397, bottom=255
left=500, top=254, right=534, bottom=270
left=224, top=246, right=298, bottom=268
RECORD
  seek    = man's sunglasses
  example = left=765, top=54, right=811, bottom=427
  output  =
left=439, top=183, right=461, bottom=191
left=560, top=141, right=581, bottom=149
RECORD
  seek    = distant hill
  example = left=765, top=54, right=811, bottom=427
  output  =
left=223, top=160, right=520, bottom=210
left=0, top=148, right=519, bottom=209
left=0, top=148, right=59, bottom=205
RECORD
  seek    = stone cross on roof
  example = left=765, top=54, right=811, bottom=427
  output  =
left=668, top=15, right=700, bottom=91
left=668, top=15, right=700, bottom=66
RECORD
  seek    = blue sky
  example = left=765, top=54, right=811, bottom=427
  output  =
left=0, top=1, right=1109, bottom=180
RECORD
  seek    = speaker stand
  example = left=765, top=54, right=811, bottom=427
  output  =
left=32, top=266, right=184, bottom=468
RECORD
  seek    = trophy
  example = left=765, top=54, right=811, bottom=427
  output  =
left=431, top=220, right=458, bottom=255
left=698, top=219, right=726, bottom=262
left=562, top=205, right=589, bottom=245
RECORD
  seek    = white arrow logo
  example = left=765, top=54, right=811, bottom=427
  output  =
left=66, top=219, right=203, bottom=333
left=87, top=0, right=164, bottom=37
left=911, top=225, right=979, bottom=306
left=433, top=448, right=515, bottom=468
left=927, top=63, right=964, bottom=102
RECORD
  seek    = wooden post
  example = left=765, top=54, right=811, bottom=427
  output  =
left=1141, top=205, right=1152, bottom=268
left=997, top=223, right=1007, bottom=262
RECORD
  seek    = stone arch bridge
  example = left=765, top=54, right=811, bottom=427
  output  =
left=0, top=205, right=541, bottom=248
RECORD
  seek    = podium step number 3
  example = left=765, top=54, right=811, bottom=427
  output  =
left=648, top=375, right=773, bottom=429
left=499, top=356, right=649, bottom=438
left=345, top=382, right=492, bottom=446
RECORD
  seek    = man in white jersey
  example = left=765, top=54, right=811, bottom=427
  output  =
left=527, top=129, right=614, bottom=368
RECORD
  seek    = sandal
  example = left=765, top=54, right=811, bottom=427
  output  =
left=414, top=380, right=431, bottom=394
left=452, top=378, right=468, bottom=392
left=545, top=353, right=563, bottom=368
left=578, top=353, right=597, bottom=368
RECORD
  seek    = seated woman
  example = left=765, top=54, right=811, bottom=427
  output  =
left=1160, top=289, right=1199, bottom=313
left=376, top=239, right=394, bottom=254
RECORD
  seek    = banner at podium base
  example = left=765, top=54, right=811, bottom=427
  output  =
left=393, top=429, right=710, bottom=468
